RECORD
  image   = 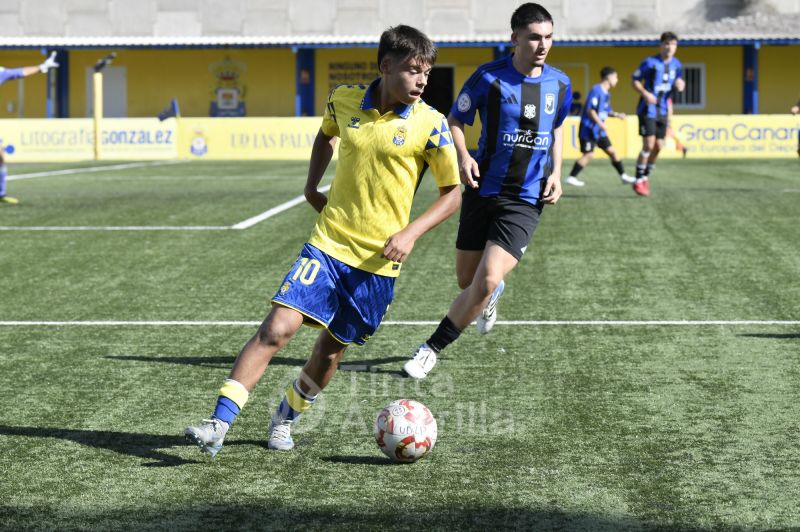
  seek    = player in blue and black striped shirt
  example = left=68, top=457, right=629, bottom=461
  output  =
left=565, top=66, right=634, bottom=188
left=792, top=98, right=799, bottom=157
left=631, top=31, right=685, bottom=197
left=404, top=2, right=572, bottom=379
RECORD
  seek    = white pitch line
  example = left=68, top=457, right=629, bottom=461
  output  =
left=2, top=180, right=328, bottom=232
left=0, top=226, right=230, bottom=231
left=7, top=160, right=183, bottom=181
left=0, top=320, right=798, bottom=327
left=232, top=184, right=331, bottom=230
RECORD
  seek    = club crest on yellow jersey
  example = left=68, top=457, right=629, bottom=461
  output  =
left=392, top=126, right=407, bottom=146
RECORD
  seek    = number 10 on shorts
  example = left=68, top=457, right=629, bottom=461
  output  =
left=292, top=257, right=321, bottom=285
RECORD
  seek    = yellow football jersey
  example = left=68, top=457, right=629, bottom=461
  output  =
left=308, top=79, right=459, bottom=277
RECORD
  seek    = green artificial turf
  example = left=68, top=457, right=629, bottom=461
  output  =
left=1, top=158, right=798, bottom=530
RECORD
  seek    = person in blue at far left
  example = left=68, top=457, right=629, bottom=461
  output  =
left=0, top=52, right=59, bottom=205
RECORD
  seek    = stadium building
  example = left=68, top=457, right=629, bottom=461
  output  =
left=0, top=0, right=797, bottom=159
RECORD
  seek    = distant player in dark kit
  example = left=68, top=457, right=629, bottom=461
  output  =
left=565, top=66, right=634, bottom=188
left=0, top=52, right=59, bottom=205
left=631, top=31, right=685, bottom=197
left=792, top=98, right=799, bottom=157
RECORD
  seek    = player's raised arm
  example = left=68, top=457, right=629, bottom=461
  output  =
left=19, top=52, right=60, bottom=78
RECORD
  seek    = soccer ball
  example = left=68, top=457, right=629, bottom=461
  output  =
left=374, top=399, right=437, bottom=463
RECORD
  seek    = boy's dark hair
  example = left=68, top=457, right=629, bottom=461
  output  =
left=510, top=3, right=554, bottom=30
left=600, top=66, right=616, bottom=79
left=378, top=25, right=437, bottom=68
left=660, top=31, right=679, bottom=43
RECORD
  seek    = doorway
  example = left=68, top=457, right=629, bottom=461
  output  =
left=85, top=66, right=127, bottom=117
left=423, top=65, right=454, bottom=116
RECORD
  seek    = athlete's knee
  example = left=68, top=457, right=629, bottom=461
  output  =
left=456, top=271, right=473, bottom=290
left=319, top=349, right=344, bottom=366
left=473, top=272, right=501, bottom=300
left=455, top=254, right=481, bottom=290
left=255, top=320, right=295, bottom=348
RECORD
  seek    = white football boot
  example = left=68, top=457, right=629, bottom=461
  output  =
left=565, top=176, right=585, bottom=187
left=184, top=418, right=229, bottom=458
left=403, top=343, right=438, bottom=379
left=476, top=280, right=505, bottom=334
left=619, top=173, right=636, bottom=184
left=267, top=419, right=294, bottom=451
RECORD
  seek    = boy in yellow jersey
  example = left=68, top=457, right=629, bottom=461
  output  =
left=185, top=25, right=461, bottom=456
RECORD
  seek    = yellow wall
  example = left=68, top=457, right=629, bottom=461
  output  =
left=548, top=45, right=742, bottom=116
left=0, top=50, right=51, bottom=118
left=67, top=48, right=295, bottom=118
left=759, top=46, right=800, bottom=114
left=3, top=44, right=799, bottom=121
left=674, top=46, right=741, bottom=114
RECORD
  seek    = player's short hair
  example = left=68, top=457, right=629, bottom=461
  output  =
left=600, top=66, right=617, bottom=79
left=510, top=3, right=554, bottom=30
left=378, top=25, right=437, bottom=68
left=660, top=31, right=679, bottom=43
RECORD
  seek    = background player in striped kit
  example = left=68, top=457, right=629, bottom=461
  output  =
left=565, top=66, right=634, bottom=187
left=791, top=97, right=799, bottom=157
left=404, top=3, right=572, bottom=379
left=631, top=32, right=685, bottom=197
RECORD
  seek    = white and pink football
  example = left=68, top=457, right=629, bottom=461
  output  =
left=374, top=399, right=437, bottom=463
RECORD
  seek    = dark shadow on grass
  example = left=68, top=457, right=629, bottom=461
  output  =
left=105, top=355, right=409, bottom=373
left=321, top=455, right=400, bottom=466
left=0, top=503, right=722, bottom=530
left=738, top=332, right=800, bottom=339
left=0, top=425, right=260, bottom=467
left=105, top=354, right=301, bottom=368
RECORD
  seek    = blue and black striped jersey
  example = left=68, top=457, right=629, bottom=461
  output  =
left=450, top=55, right=572, bottom=205
left=579, top=83, right=612, bottom=139
left=633, top=55, right=683, bottom=119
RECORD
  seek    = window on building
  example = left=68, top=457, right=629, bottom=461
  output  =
left=672, top=63, right=705, bottom=109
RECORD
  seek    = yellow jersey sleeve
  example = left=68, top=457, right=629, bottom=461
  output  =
left=422, top=116, right=460, bottom=189
left=320, top=87, right=340, bottom=137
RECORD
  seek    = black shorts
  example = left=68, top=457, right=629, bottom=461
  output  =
left=638, top=115, right=668, bottom=139
left=579, top=134, right=612, bottom=153
left=456, top=188, right=542, bottom=261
